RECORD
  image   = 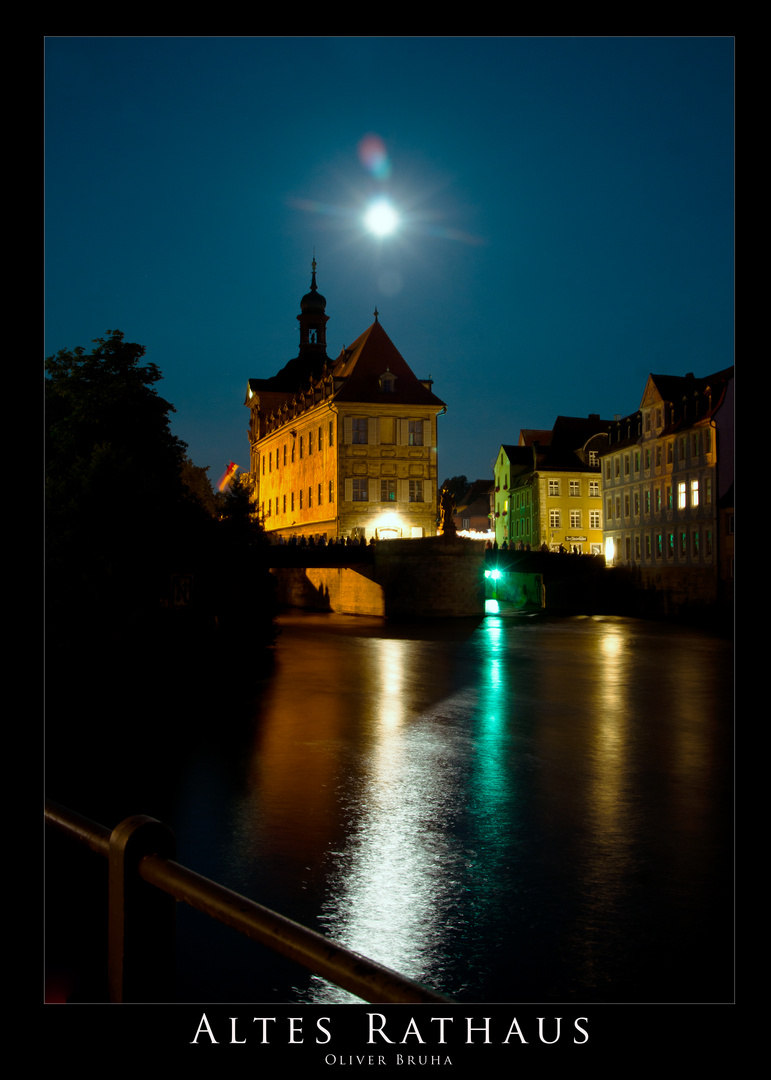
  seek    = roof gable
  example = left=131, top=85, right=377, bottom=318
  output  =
left=330, top=320, right=445, bottom=408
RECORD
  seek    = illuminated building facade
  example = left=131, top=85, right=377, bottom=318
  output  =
left=599, top=368, right=734, bottom=579
left=245, top=264, right=446, bottom=542
left=493, top=416, right=611, bottom=552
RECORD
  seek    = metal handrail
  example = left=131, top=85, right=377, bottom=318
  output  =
left=45, top=800, right=452, bottom=1004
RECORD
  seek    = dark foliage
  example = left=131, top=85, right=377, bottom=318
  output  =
left=45, top=331, right=276, bottom=684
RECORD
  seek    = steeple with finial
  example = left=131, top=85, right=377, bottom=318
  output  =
left=297, top=253, right=329, bottom=358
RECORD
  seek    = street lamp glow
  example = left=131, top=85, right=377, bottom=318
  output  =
left=364, top=199, right=400, bottom=237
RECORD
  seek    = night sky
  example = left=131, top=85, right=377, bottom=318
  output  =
left=44, top=37, right=734, bottom=487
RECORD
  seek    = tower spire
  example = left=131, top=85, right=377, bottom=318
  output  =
left=297, top=256, right=329, bottom=361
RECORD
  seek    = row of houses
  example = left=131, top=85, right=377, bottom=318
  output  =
left=455, top=366, right=734, bottom=606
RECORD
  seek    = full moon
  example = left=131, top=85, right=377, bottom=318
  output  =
left=364, top=198, right=400, bottom=237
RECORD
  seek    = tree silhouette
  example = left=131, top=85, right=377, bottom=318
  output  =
left=45, top=330, right=275, bottom=664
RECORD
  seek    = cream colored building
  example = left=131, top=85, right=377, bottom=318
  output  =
left=493, top=416, right=611, bottom=552
left=599, top=368, right=734, bottom=572
left=245, top=265, right=446, bottom=542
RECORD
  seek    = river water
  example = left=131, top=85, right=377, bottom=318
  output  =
left=166, top=608, right=733, bottom=1005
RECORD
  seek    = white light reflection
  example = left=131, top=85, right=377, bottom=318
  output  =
left=305, top=636, right=463, bottom=1002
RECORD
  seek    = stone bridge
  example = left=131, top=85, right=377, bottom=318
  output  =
left=261, top=537, right=607, bottom=618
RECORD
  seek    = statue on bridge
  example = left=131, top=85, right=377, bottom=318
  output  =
left=438, top=484, right=457, bottom=538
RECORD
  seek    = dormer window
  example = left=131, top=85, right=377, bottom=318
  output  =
left=379, top=368, right=397, bottom=393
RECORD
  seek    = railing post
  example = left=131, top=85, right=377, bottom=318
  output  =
left=108, top=815, right=176, bottom=1003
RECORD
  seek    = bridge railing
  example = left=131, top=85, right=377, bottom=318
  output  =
left=44, top=800, right=452, bottom=1005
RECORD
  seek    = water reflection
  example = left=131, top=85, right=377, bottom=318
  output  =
left=303, top=635, right=472, bottom=1002
left=174, top=612, right=732, bottom=1003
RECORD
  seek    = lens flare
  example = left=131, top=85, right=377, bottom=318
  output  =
left=218, top=461, right=239, bottom=491
left=358, top=133, right=391, bottom=180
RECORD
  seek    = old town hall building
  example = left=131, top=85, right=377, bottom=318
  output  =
left=245, top=263, right=446, bottom=542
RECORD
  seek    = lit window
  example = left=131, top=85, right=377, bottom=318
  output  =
left=691, top=479, right=699, bottom=507
left=678, top=482, right=687, bottom=509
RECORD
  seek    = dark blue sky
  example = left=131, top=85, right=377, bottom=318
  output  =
left=45, top=37, right=734, bottom=486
